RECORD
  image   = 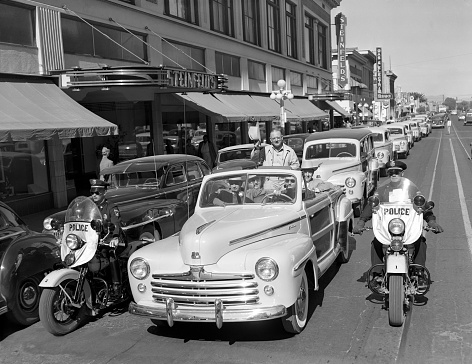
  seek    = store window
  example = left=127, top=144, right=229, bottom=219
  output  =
left=62, top=16, right=147, bottom=62
left=285, top=1, right=297, bottom=59
left=304, top=14, right=316, bottom=65
left=210, top=0, right=234, bottom=37
left=0, top=2, right=35, bottom=46
left=215, top=52, right=240, bottom=77
left=242, top=0, right=260, bottom=46
left=266, top=0, right=281, bottom=53
left=0, top=141, right=49, bottom=200
left=162, top=40, right=205, bottom=71
left=164, top=0, right=199, bottom=24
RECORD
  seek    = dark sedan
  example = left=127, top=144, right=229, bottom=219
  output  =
left=43, top=155, right=211, bottom=242
left=283, top=133, right=312, bottom=162
left=0, top=202, right=60, bottom=326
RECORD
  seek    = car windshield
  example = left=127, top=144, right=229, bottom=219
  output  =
left=388, top=128, right=403, bottom=135
left=219, top=149, right=252, bottom=162
left=372, top=133, right=384, bottom=142
left=65, top=196, right=102, bottom=223
left=200, top=173, right=298, bottom=207
left=109, top=168, right=165, bottom=188
left=305, top=142, right=357, bottom=159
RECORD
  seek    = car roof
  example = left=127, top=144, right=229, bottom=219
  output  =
left=218, top=143, right=267, bottom=152
left=305, top=129, right=372, bottom=142
left=101, top=154, right=204, bottom=174
left=283, top=133, right=312, bottom=139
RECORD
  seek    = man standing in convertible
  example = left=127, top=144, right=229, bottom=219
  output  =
left=352, top=160, right=443, bottom=267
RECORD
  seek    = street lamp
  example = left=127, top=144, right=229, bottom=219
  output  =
left=270, top=79, right=294, bottom=129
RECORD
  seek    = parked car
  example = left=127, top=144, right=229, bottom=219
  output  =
left=353, top=126, right=394, bottom=177
left=418, top=121, right=430, bottom=137
left=43, top=155, right=211, bottom=242
left=385, top=124, right=410, bottom=159
left=459, top=113, right=466, bottom=122
left=128, top=168, right=355, bottom=334
left=464, top=112, right=472, bottom=126
left=283, top=133, right=312, bottom=163
left=301, top=129, right=379, bottom=216
left=408, top=120, right=422, bottom=142
left=0, top=202, right=61, bottom=326
left=396, top=121, right=414, bottom=149
left=213, top=143, right=267, bottom=171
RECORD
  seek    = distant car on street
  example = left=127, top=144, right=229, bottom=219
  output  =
left=464, top=112, right=472, bottom=126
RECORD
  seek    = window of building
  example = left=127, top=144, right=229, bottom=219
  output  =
left=248, top=60, right=266, bottom=81
left=317, top=23, right=327, bottom=69
left=210, top=0, right=234, bottom=37
left=162, top=40, right=205, bottom=71
left=0, top=2, right=34, bottom=46
left=216, top=52, right=240, bottom=77
left=164, top=0, right=199, bottom=24
left=306, top=74, right=318, bottom=93
left=291, top=71, right=302, bottom=86
left=0, top=141, right=49, bottom=201
left=271, top=66, right=285, bottom=90
left=242, top=0, right=260, bottom=46
left=285, top=1, right=297, bottom=58
left=266, top=0, right=281, bottom=53
left=62, top=17, right=147, bottom=62
left=304, top=14, right=315, bottom=65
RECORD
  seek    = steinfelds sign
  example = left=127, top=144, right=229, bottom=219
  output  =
left=167, top=69, right=217, bottom=89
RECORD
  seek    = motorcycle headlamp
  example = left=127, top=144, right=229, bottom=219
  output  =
left=390, top=238, right=404, bottom=252
left=413, top=194, right=426, bottom=208
left=130, top=258, right=150, bottom=280
left=388, top=218, right=405, bottom=235
left=65, top=234, right=84, bottom=250
left=345, top=177, right=356, bottom=188
left=43, top=217, right=61, bottom=231
left=64, top=252, right=76, bottom=267
left=255, top=258, right=279, bottom=282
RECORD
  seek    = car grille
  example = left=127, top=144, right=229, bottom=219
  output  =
left=151, top=271, right=260, bottom=306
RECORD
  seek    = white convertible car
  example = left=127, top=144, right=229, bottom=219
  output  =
left=128, top=168, right=355, bottom=334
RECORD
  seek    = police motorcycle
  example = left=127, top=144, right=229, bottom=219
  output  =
left=362, top=180, right=436, bottom=327
left=38, top=196, right=147, bottom=335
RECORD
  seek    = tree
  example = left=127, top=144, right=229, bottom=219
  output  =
left=459, top=101, right=470, bottom=111
left=411, top=92, right=427, bottom=103
left=443, top=97, right=456, bottom=111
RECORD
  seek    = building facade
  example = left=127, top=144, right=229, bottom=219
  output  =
left=0, top=0, right=341, bottom=214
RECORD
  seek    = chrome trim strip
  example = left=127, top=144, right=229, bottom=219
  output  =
left=129, top=301, right=286, bottom=323
left=0, top=231, right=24, bottom=242
left=122, top=213, right=173, bottom=231
left=229, top=216, right=306, bottom=245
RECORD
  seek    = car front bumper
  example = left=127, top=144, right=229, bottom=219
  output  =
left=129, top=300, right=287, bottom=327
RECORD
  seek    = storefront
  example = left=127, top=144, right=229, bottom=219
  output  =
left=0, top=74, right=117, bottom=215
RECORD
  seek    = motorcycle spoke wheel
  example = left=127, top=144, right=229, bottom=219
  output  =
left=39, top=280, right=87, bottom=336
left=388, top=275, right=404, bottom=327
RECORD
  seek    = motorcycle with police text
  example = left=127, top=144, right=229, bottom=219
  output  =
left=38, top=196, right=150, bottom=335
left=357, top=190, right=437, bottom=327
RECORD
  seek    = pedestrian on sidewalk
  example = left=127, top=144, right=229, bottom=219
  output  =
left=447, top=118, right=451, bottom=134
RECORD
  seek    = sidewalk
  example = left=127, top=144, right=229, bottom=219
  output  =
left=21, top=207, right=63, bottom=233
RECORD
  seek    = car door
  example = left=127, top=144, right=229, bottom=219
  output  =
left=303, top=194, right=335, bottom=263
left=163, top=163, right=194, bottom=212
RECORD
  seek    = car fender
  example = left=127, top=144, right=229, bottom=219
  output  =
left=327, top=171, right=366, bottom=200
left=40, top=268, right=93, bottom=309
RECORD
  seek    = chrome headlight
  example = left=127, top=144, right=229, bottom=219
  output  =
left=345, top=177, right=356, bottom=188
left=413, top=194, right=426, bottom=207
left=44, top=217, right=60, bottom=231
left=255, top=258, right=279, bottom=282
left=66, top=234, right=83, bottom=250
left=130, top=258, right=150, bottom=280
left=377, top=152, right=385, bottom=159
left=388, top=218, right=405, bottom=235
left=390, top=238, right=404, bottom=252
left=400, top=141, right=406, bottom=146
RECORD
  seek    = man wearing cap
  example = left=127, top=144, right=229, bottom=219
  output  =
left=353, top=160, right=443, bottom=268
left=90, top=179, right=123, bottom=296
left=245, top=175, right=266, bottom=203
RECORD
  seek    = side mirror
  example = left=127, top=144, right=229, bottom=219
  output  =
left=413, top=194, right=426, bottom=207
left=90, top=219, right=102, bottom=232
left=368, top=195, right=380, bottom=208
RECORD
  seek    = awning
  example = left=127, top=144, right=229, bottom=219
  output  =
left=349, top=77, right=367, bottom=89
left=0, top=80, right=118, bottom=142
left=250, top=95, right=327, bottom=121
left=325, top=101, right=349, bottom=117
left=176, top=93, right=275, bottom=122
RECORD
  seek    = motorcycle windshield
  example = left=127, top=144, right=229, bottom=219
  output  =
left=376, top=177, right=421, bottom=203
left=64, top=196, right=103, bottom=223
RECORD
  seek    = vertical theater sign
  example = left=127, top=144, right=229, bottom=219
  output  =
left=335, top=13, right=348, bottom=90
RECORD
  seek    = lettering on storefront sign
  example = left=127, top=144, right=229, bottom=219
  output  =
left=376, top=47, right=383, bottom=96
left=335, top=13, right=348, bottom=89
left=167, top=70, right=218, bottom=90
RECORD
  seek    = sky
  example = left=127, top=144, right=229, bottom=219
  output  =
left=331, top=0, right=472, bottom=102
